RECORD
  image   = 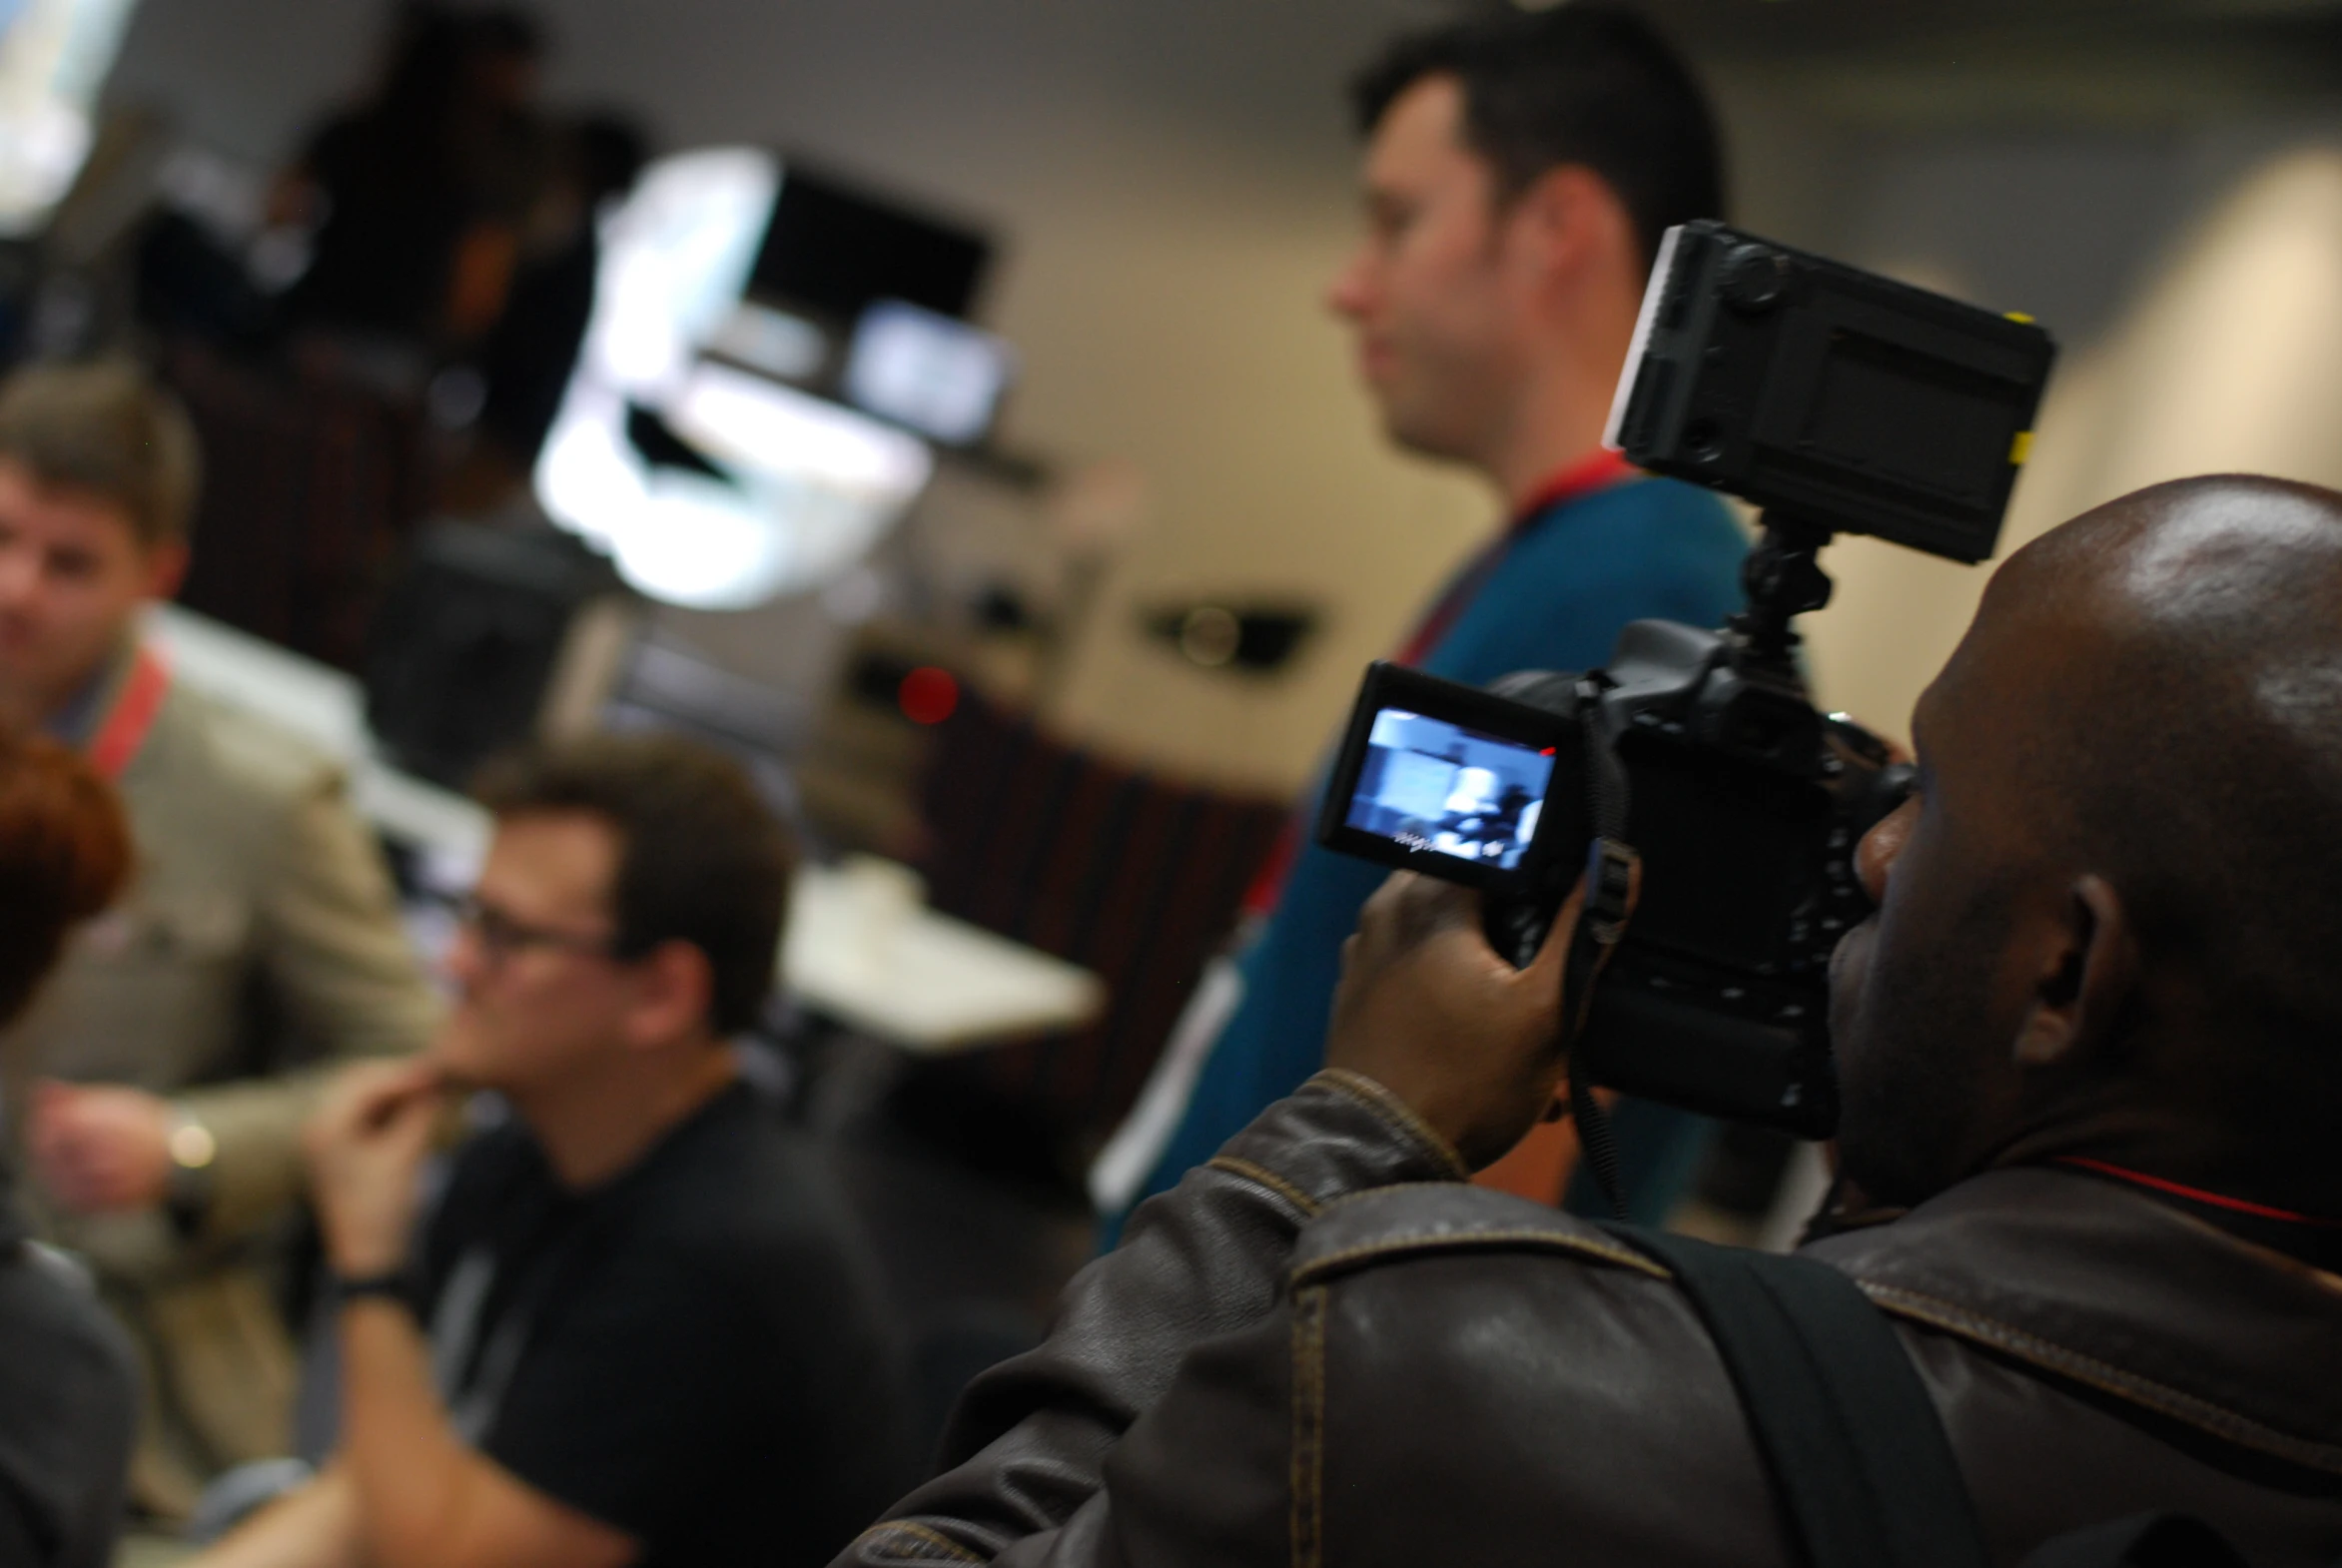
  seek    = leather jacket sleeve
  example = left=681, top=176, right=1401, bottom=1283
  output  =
left=835, top=1070, right=1467, bottom=1567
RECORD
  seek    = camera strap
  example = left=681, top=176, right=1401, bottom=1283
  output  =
left=1561, top=677, right=1638, bottom=1220
left=1597, top=1223, right=1993, bottom=1568
left=1595, top=1225, right=2264, bottom=1568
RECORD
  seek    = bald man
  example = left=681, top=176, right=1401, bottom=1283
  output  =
left=841, top=474, right=2342, bottom=1568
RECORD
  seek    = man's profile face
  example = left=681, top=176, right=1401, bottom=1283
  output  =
left=1827, top=606, right=2040, bottom=1208
left=1326, top=74, right=1536, bottom=464
left=0, top=458, right=184, bottom=724
left=436, top=810, right=641, bottom=1092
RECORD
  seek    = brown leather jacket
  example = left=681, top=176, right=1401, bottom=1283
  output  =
left=838, top=1071, right=2342, bottom=1568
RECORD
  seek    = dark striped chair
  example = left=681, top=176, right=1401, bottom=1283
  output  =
left=899, top=693, right=1287, bottom=1184
left=160, top=340, right=428, bottom=673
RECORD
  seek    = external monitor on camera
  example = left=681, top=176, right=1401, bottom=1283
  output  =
left=1605, top=220, right=2053, bottom=564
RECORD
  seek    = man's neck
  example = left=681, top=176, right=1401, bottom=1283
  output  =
left=1482, top=371, right=1621, bottom=515
left=510, top=1042, right=741, bottom=1190
left=1, top=637, right=135, bottom=740
left=1479, top=247, right=1646, bottom=511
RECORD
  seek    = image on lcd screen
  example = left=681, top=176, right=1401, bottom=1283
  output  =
left=1344, top=708, right=1555, bottom=871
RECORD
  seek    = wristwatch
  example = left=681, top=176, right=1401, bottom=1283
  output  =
left=332, top=1270, right=413, bottom=1308
left=163, top=1107, right=217, bottom=1230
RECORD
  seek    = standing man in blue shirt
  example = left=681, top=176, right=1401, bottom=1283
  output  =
left=1095, top=6, right=1748, bottom=1231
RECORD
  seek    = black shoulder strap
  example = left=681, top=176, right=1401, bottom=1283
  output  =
left=1599, top=1224, right=1990, bottom=1568
left=2015, top=1513, right=2257, bottom=1568
left=1560, top=678, right=1638, bottom=1219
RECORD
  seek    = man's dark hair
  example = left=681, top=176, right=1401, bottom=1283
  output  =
left=572, top=113, right=650, bottom=205
left=0, top=360, right=202, bottom=549
left=473, top=734, right=796, bottom=1038
left=1351, top=4, right=1725, bottom=270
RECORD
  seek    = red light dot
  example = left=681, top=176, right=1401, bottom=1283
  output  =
left=899, top=666, right=960, bottom=726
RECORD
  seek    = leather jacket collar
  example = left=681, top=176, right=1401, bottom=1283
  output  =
left=1809, top=1167, right=2342, bottom=1476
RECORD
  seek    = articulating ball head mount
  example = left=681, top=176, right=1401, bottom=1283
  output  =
left=1731, top=511, right=1836, bottom=678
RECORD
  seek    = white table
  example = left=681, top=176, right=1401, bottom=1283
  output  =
left=146, top=603, right=495, bottom=870
left=786, top=861, right=1105, bottom=1054
left=147, top=604, right=1105, bottom=1051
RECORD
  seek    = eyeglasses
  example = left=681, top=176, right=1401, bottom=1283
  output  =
left=451, top=894, right=620, bottom=968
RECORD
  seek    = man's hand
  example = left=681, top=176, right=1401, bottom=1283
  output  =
left=1325, top=874, right=1597, bottom=1171
left=304, top=1060, right=448, bottom=1277
left=27, top=1082, right=175, bottom=1213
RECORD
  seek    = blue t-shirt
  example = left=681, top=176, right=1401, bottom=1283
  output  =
left=1122, top=475, right=1747, bottom=1223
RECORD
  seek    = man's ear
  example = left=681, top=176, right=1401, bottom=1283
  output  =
left=2011, top=874, right=2138, bottom=1069
left=623, top=940, right=717, bottom=1050
left=1504, top=164, right=1625, bottom=282
left=141, top=540, right=189, bottom=602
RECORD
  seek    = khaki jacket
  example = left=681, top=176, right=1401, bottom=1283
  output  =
left=4, top=670, right=439, bottom=1515
left=841, top=1073, right=2342, bottom=1568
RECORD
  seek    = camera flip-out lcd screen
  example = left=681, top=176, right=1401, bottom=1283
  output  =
left=1317, top=663, right=1581, bottom=893
left=1344, top=710, right=1555, bottom=872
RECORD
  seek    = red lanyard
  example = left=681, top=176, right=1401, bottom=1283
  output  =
left=1389, top=448, right=1638, bottom=668
left=86, top=646, right=171, bottom=782
left=2057, top=1156, right=2342, bottom=1275
left=2056, top=1157, right=2341, bottom=1229
left=1242, top=449, right=1638, bottom=920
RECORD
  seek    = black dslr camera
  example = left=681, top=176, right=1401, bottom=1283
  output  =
left=1317, top=222, right=2055, bottom=1139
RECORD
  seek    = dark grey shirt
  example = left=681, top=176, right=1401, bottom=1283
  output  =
left=0, top=1208, right=137, bottom=1568
left=420, top=1085, right=911, bottom=1568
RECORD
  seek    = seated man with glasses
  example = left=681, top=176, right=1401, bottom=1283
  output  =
left=194, top=735, right=911, bottom=1568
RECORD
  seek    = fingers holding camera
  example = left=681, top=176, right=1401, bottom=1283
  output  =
left=1325, top=872, right=1587, bottom=1171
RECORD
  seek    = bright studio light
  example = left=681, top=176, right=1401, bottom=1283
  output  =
left=534, top=146, right=935, bottom=610
left=0, top=0, right=142, bottom=237
left=672, top=361, right=931, bottom=498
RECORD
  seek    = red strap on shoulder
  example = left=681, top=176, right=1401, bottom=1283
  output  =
left=86, top=646, right=171, bottom=782
left=2057, top=1157, right=2342, bottom=1229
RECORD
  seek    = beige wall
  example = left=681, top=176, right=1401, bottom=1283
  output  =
left=109, top=0, right=1500, bottom=799
left=1800, top=144, right=2342, bottom=744
left=1004, top=202, right=1492, bottom=797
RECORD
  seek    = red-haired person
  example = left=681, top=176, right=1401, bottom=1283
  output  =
left=0, top=729, right=139, bottom=1568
